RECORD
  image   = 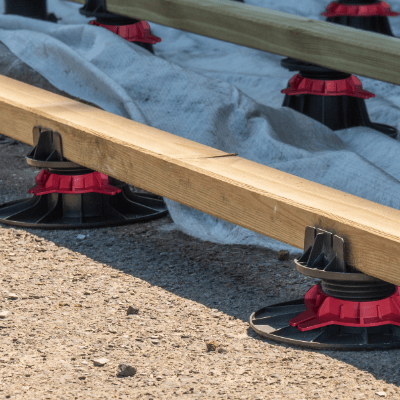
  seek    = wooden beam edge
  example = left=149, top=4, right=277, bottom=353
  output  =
left=67, top=0, right=400, bottom=86
left=1, top=75, right=400, bottom=284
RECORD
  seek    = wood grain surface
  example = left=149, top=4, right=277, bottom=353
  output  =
left=70, top=0, right=400, bottom=86
left=0, top=74, right=400, bottom=284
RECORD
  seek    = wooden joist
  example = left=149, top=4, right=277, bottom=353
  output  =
left=0, top=74, right=400, bottom=285
left=70, top=0, right=400, bottom=86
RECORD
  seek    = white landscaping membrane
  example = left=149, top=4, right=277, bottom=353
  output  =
left=1, top=0, right=400, bottom=253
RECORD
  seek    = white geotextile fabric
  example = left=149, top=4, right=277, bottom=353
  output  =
left=1, top=0, right=400, bottom=253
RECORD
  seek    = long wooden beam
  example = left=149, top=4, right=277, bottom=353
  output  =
left=0, top=74, right=400, bottom=285
left=70, top=0, right=400, bottom=86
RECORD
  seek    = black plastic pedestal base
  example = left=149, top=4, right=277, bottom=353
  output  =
left=0, top=181, right=167, bottom=230
left=250, top=299, right=400, bottom=350
left=5, top=0, right=58, bottom=22
left=282, top=94, right=398, bottom=138
left=281, top=57, right=398, bottom=139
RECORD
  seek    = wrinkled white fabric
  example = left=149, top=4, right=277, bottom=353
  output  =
left=0, top=0, right=400, bottom=253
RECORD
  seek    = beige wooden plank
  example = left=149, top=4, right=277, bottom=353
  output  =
left=0, top=75, right=229, bottom=160
left=0, top=74, right=400, bottom=284
left=70, top=0, right=400, bottom=86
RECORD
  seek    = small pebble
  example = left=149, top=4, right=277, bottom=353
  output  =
left=375, top=392, right=387, bottom=398
left=93, top=358, right=109, bottom=367
left=206, top=341, right=218, bottom=352
left=7, top=293, right=18, bottom=300
left=217, top=348, right=228, bottom=354
left=77, top=234, right=86, bottom=240
left=277, top=250, right=289, bottom=261
left=117, top=364, right=137, bottom=377
left=127, top=306, right=139, bottom=315
left=0, top=311, right=9, bottom=318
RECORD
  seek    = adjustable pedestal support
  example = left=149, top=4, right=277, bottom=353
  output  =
left=0, top=127, right=167, bottom=229
left=80, top=0, right=161, bottom=54
left=250, top=227, right=400, bottom=350
left=280, top=58, right=398, bottom=138
left=280, top=0, right=400, bottom=139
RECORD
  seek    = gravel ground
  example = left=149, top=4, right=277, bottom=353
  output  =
left=0, top=42, right=400, bottom=400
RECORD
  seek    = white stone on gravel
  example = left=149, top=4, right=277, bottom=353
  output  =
left=77, top=234, right=86, bottom=240
left=93, top=358, right=109, bottom=367
left=0, top=311, right=9, bottom=318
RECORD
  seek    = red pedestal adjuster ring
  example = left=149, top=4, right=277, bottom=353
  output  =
left=321, top=1, right=400, bottom=17
left=89, top=20, right=161, bottom=44
left=289, top=284, right=400, bottom=331
left=281, top=74, right=375, bottom=99
left=29, top=170, right=121, bottom=196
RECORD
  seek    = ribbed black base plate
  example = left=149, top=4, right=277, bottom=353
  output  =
left=0, top=186, right=167, bottom=229
left=250, top=299, right=400, bottom=350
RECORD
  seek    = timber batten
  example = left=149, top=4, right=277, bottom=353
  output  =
left=70, top=0, right=400, bottom=86
left=0, top=75, right=400, bottom=285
